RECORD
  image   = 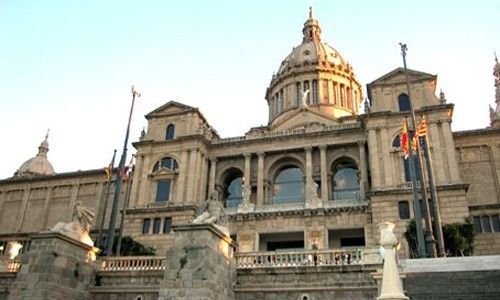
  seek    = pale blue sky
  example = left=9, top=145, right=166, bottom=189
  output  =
left=0, top=0, right=498, bottom=179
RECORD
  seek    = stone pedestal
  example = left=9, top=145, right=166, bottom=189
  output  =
left=159, top=223, right=237, bottom=300
left=8, top=232, right=96, bottom=300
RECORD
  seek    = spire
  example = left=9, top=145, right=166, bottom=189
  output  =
left=38, top=129, right=50, bottom=157
left=302, top=6, right=321, bottom=43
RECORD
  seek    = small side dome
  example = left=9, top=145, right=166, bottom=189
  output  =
left=14, top=133, right=55, bottom=177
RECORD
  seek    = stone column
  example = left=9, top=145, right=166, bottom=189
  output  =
left=130, top=153, right=143, bottom=207
left=208, top=158, right=217, bottom=193
left=159, top=224, right=237, bottom=300
left=319, top=146, right=328, bottom=202
left=429, top=123, right=445, bottom=183
left=358, top=141, right=368, bottom=200
left=368, top=130, right=381, bottom=188
left=442, top=121, right=460, bottom=182
left=305, top=147, right=313, bottom=182
left=377, top=222, right=409, bottom=300
left=380, top=129, right=394, bottom=186
left=186, top=149, right=199, bottom=203
left=244, top=153, right=251, bottom=188
left=257, top=152, right=265, bottom=206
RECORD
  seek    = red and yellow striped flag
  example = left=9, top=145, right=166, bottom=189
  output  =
left=401, top=119, right=409, bottom=159
left=412, top=117, right=428, bottom=151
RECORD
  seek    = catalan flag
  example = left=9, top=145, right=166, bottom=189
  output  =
left=412, top=117, right=428, bottom=151
left=123, top=155, right=135, bottom=182
left=401, top=119, right=409, bottom=159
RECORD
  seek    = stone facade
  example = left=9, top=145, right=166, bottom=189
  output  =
left=0, top=9, right=499, bottom=297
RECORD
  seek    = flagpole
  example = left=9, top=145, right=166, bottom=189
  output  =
left=104, top=86, right=140, bottom=256
left=421, top=130, right=446, bottom=256
left=400, top=43, right=427, bottom=258
left=116, top=155, right=135, bottom=255
left=97, top=149, right=116, bottom=248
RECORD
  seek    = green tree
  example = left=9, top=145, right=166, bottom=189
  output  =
left=404, top=218, right=474, bottom=258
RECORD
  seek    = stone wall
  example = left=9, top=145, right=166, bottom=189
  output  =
left=235, top=264, right=380, bottom=300
left=401, top=255, right=500, bottom=300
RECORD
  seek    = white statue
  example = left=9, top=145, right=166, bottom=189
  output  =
left=301, top=90, right=310, bottom=108
left=51, top=201, right=95, bottom=247
left=192, top=191, right=229, bottom=236
left=305, top=180, right=321, bottom=208
left=377, top=222, right=408, bottom=300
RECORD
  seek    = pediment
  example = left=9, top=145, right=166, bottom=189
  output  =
left=150, top=167, right=177, bottom=178
left=369, top=68, right=436, bottom=86
left=146, top=101, right=196, bottom=118
left=270, top=108, right=339, bottom=132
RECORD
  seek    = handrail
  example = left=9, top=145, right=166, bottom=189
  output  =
left=235, top=248, right=368, bottom=269
left=99, top=256, right=166, bottom=271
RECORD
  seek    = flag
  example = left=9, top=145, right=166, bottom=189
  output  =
left=412, top=117, right=428, bottom=151
left=104, top=150, right=117, bottom=181
left=123, top=155, right=135, bottom=182
left=401, top=119, right=409, bottom=159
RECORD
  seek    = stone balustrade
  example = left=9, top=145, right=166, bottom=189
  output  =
left=99, top=256, right=166, bottom=271
left=213, top=121, right=361, bottom=144
left=235, top=247, right=380, bottom=269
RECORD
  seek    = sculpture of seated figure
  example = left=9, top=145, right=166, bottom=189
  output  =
left=192, top=191, right=229, bottom=236
left=51, top=201, right=95, bottom=247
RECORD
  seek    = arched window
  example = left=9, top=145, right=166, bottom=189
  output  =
left=398, top=94, right=411, bottom=112
left=296, top=82, right=302, bottom=106
left=273, top=167, right=304, bottom=204
left=312, top=80, right=318, bottom=104
left=225, top=177, right=243, bottom=208
left=331, top=162, right=359, bottom=200
left=165, top=124, right=175, bottom=140
left=153, top=157, right=178, bottom=172
left=153, top=156, right=178, bottom=203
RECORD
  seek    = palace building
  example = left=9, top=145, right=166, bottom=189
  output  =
left=1, top=8, right=500, bottom=267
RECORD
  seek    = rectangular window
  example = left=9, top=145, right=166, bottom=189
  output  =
left=163, top=217, right=172, bottom=233
left=312, top=80, right=318, bottom=104
left=482, top=216, right=492, bottom=233
left=491, top=215, right=500, bottom=232
left=153, top=218, right=161, bottom=234
left=398, top=201, right=410, bottom=219
left=156, top=180, right=171, bottom=202
left=142, top=218, right=151, bottom=234
left=473, top=216, right=482, bottom=233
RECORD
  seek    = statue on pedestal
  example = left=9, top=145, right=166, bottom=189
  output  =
left=192, top=191, right=229, bottom=236
left=51, top=201, right=95, bottom=247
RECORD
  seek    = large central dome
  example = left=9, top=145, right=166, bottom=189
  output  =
left=265, top=8, right=363, bottom=126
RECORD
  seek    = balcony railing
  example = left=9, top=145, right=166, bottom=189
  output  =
left=99, top=256, right=166, bottom=271
left=332, top=188, right=360, bottom=201
left=235, top=247, right=380, bottom=269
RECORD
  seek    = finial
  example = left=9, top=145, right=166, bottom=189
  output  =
left=495, top=50, right=498, bottom=64
left=45, top=129, right=50, bottom=139
left=309, top=6, right=313, bottom=19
